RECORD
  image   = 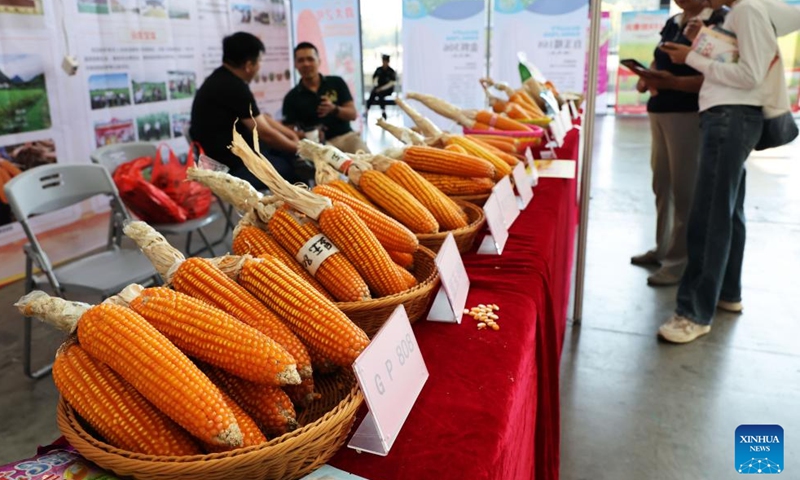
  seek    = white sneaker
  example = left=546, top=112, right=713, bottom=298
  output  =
left=717, top=300, right=743, bottom=313
left=658, top=315, right=711, bottom=344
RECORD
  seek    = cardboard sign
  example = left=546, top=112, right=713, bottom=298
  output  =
left=493, top=175, right=520, bottom=229
left=348, top=306, right=428, bottom=456
left=427, top=233, right=470, bottom=323
left=512, top=162, right=533, bottom=210
left=477, top=193, right=509, bottom=255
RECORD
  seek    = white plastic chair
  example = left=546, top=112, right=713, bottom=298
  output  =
left=3, top=163, right=160, bottom=378
left=91, top=142, right=223, bottom=257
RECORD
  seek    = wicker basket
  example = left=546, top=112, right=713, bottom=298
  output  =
left=337, top=246, right=439, bottom=338
left=57, top=370, right=363, bottom=480
left=449, top=193, right=490, bottom=207
left=417, top=200, right=486, bottom=254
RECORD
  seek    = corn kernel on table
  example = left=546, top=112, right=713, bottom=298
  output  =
left=0, top=130, right=580, bottom=480
left=330, top=130, right=580, bottom=480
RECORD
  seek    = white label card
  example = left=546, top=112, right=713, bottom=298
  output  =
left=549, top=121, right=565, bottom=148
left=348, top=306, right=428, bottom=456
left=493, top=175, right=520, bottom=229
left=568, top=99, right=580, bottom=120
left=512, top=162, right=533, bottom=210
left=322, top=147, right=353, bottom=173
left=427, top=233, right=470, bottom=323
left=295, top=233, right=339, bottom=276
left=477, top=193, right=509, bottom=255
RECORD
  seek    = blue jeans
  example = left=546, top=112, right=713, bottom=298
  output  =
left=229, top=144, right=307, bottom=189
left=675, top=105, right=763, bottom=325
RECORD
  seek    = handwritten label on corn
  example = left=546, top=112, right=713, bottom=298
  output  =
left=323, top=148, right=353, bottom=173
left=295, top=233, right=339, bottom=276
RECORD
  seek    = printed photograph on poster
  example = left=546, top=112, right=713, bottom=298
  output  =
left=132, top=76, right=168, bottom=104
left=171, top=112, right=190, bottom=138
left=94, top=118, right=136, bottom=147
left=168, top=70, right=196, bottom=99
left=136, top=0, right=167, bottom=18
left=168, top=0, right=191, bottom=19
left=136, top=112, right=170, bottom=141
left=78, top=0, right=110, bottom=14
left=0, top=0, right=43, bottom=15
left=0, top=54, right=51, bottom=135
left=88, top=73, right=132, bottom=109
left=232, top=3, right=252, bottom=24
left=0, top=139, right=56, bottom=226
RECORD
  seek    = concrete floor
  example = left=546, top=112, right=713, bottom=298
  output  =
left=560, top=116, right=800, bottom=480
left=0, top=112, right=798, bottom=478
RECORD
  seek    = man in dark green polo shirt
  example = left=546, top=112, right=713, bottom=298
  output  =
left=282, top=42, right=370, bottom=154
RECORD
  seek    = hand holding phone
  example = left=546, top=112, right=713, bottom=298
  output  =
left=620, top=58, right=650, bottom=75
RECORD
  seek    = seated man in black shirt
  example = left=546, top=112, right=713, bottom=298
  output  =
left=282, top=42, right=369, bottom=154
left=190, top=32, right=307, bottom=187
left=366, top=54, right=396, bottom=120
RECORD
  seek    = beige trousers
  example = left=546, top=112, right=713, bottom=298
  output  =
left=648, top=112, right=701, bottom=276
left=327, top=131, right=370, bottom=154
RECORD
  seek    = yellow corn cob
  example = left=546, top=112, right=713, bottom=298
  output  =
left=465, top=136, right=522, bottom=166
left=205, top=365, right=298, bottom=438
left=15, top=294, right=242, bottom=447
left=204, top=388, right=267, bottom=452
left=171, top=257, right=314, bottom=380
left=402, top=145, right=496, bottom=179
left=418, top=172, right=495, bottom=196
left=233, top=225, right=332, bottom=300
left=395, top=263, right=418, bottom=290
left=268, top=207, right=371, bottom=302
left=444, top=144, right=468, bottom=154
left=312, top=184, right=418, bottom=254
left=387, top=250, right=414, bottom=269
left=384, top=161, right=468, bottom=230
left=445, top=136, right=512, bottom=179
left=127, top=287, right=301, bottom=386
left=284, top=377, right=321, bottom=409
left=233, top=255, right=370, bottom=367
left=53, top=341, right=201, bottom=456
left=327, top=179, right=374, bottom=206
left=318, top=202, right=410, bottom=297
left=357, top=169, right=439, bottom=234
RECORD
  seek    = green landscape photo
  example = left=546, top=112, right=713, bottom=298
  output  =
left=78, top=0, right=109, bottom=14
left=0, top=54, right=51, bottom=135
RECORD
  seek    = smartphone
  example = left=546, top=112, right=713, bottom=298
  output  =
left=620, top=58, right=649, bottom=74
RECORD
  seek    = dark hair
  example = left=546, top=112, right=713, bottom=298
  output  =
left=223, top=32, right=265, bottom=67
left=382, top=54, right=390, bottom=61
left=294, top=42, right=319, bottom=57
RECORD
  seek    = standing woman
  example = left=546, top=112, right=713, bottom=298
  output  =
left=630, top=0, right=726, bottom=287
left=657, top=0, right=794, bottom=343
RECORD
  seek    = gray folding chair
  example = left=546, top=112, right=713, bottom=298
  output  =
left=91, top=142, right=223, bottom=257
left=3, top=163, right=160, bottom=378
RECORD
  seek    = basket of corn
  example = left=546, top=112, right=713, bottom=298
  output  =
left=416, top=200, right=485, bottom=254
left=217, top=131, right=441, bottom=338
left=56, top=370, right=361, bottom=480
left=16, top=283, right=366, bottom=480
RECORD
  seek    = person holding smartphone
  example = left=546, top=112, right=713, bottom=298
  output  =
left=283, top=42, right=370, bottom=154
left=628, top=0, right=727, bottom=289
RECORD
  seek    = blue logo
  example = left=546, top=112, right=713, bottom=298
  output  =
left=736, top=425, right=784, bottom=474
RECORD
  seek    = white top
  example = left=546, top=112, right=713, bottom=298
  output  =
left=686, top=0, right=778, bottom=112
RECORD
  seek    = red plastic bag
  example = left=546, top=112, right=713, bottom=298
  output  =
left=151, top=143, right=213, bottom=219
left=113, top=156, right=188, bottom=224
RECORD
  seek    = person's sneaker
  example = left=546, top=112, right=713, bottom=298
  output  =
left=631, top=250, right=661, bottom=266
left=647, top=269, right=681, bottom=286
left=658, top=315, right=711, bottom=344
left=717, top=300, right=743, bottom=313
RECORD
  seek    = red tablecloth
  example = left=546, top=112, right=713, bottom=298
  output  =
left=331, top=143, right=579, bottom=479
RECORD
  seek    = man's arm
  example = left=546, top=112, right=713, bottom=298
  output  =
left=241, top=115, right=299, bottom=154
left=264, top=114, right=299, bottom=141
left=376, top=80, right=396, bottom=92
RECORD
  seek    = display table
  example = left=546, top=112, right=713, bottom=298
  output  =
left=0, top=130, right=580, bottom=480
left=331, top=160, right=579, bottom=479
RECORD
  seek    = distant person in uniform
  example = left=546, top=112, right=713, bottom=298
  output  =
left=191, top=32, right=309, bottom=187
left=366, top=54, right=397, bottom=120
left=282, top=41, right=369, bottom=154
